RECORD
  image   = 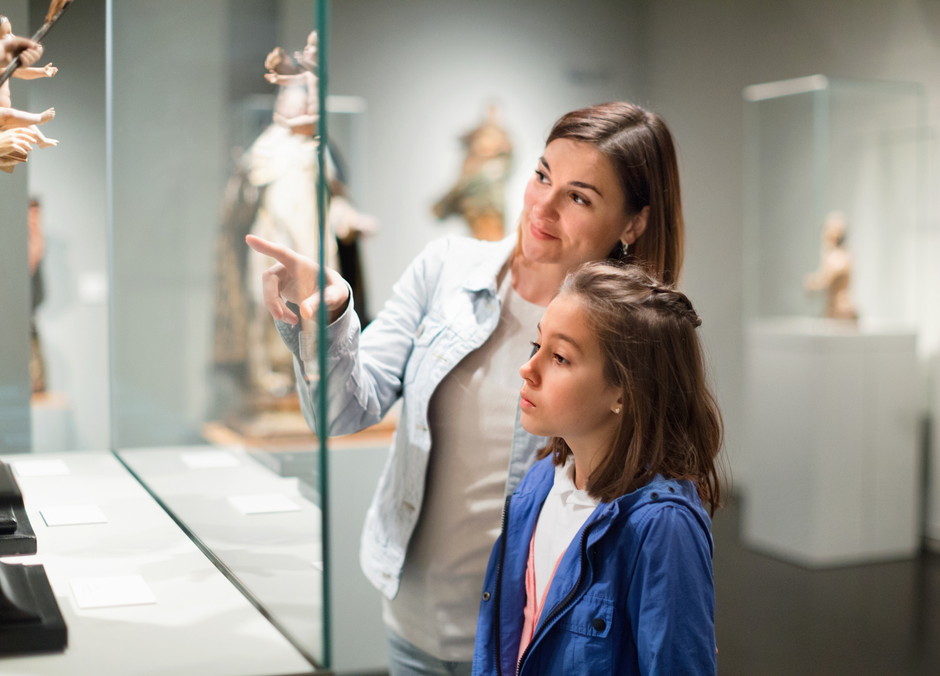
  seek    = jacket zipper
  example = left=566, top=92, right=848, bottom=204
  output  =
left=493, top=494, right=512, bottom=676
left=515, top=520, right=597, bottom=675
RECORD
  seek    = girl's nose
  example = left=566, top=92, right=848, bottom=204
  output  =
left=519, top=355, right=537, bottom=383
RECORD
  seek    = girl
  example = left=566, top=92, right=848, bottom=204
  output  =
left=474, top=262, right=723, bottom=676
left=248, top=101, right=687, bottom=675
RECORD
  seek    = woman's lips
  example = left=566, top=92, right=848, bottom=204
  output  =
left=529, top=221, right=558, bottom=241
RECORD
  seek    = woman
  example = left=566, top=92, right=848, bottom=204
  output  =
left=247, top=101, right=685, bottom=676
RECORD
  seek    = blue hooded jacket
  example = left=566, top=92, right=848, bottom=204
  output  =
left=473, top=456, right=717, bottom=676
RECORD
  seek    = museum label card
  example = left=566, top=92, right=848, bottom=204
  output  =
left=180, top=450, right=241, bottom=469
left=12, top=459, right=70, bottom=477
left=228, top=493, right=301, bottom=515
left=70, top=574, right=156, bottom=609
left=40, top=505, right=108, bottom=527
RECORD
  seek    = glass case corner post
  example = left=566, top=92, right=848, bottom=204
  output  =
left=314, top=0, right=332, bottom=669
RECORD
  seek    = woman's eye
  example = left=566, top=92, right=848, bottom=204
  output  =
left=571, top=192, right=589, bottom=206
left=534, top=169, right=549, bottom=184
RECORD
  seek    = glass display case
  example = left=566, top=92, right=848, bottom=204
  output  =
left=0, top=1, right=644, bottom=671
left=740, top=74, right=927, bottom=567
left=742, top=74, right=927, bottom=328
left=1, top=0, right=333, bottom=672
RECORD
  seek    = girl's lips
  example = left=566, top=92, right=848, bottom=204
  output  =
left=519, top=392, right=535, bottom=409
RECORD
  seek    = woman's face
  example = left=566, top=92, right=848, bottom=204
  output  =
left=519, top=138, right=631, bottom=270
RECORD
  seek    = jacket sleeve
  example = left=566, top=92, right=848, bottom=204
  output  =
left=626, top=504, right=717, bottom=676
left=279, top=237, right=449, bottom=437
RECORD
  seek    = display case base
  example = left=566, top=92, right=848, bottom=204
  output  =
left=0, top=562, right=67, bottom=655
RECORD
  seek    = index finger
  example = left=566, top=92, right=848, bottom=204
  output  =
left=245, top=234, right=303, bottom=267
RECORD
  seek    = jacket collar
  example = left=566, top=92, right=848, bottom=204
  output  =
left=461, top=234, right=517, bottom=293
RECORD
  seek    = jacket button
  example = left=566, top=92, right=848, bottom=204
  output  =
left=482, top=591, right=491, bottom=601
left=651, top=492, right=659, bottom=500
left=592, top=617, right=606, bottom=631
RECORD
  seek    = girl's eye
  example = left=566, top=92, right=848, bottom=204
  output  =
left=534, top=169, right=549, bottom=184
left=529, top=341, right=541, bottom=352
left=553, top=353, right=569, bottom=365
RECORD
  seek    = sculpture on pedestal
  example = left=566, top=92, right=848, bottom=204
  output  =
left=804, top=210, right=858, bottom=321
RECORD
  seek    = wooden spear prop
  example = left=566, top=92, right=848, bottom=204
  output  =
left=0, top=0, right=75, bottom=88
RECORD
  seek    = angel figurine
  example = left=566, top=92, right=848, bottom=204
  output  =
left=804, top=210, right=858, bottom=321
left=263, top=31, right=318, bottom=137
left=0, top=16, right=58, bottom=156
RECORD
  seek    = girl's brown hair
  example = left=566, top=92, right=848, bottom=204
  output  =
left=539, top=262, right=723, bottom=513
left=547, top=102, right=685, bottom=285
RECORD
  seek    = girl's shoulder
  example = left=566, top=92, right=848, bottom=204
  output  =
left=613, top=477, right=711, bottom=528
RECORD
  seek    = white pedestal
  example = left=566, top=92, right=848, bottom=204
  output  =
left=741, top=318, right=921, bottom=567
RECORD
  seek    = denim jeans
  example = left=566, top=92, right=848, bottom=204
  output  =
left=386, top=630, right=473, bottom=676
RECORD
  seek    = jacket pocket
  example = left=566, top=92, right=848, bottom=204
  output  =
left=555, top=593, right=615, bottom=674
left=563, top=592, right=613, bottom=638
left=403, top=316, right=447, bottom=387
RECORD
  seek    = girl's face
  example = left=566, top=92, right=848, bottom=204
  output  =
left=519, top=293, right=622, bottom=454
left=519, top=138, right=637, bottom=270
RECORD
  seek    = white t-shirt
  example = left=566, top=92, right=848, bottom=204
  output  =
left=533, top=458, right=599, bottom=604
left=383, top=268, right=545, bottom=660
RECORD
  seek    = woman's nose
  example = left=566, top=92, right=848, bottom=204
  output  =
left=531, top=190, right=558, bottom=220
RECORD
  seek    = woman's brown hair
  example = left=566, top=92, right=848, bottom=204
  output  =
left=547, top=102, right=685, bottom=285
left=539, top=262, right=723, bottom=513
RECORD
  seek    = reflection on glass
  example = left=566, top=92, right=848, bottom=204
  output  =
left=18, top=0, right=331, bottom=670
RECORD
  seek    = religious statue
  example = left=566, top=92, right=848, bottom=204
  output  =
left=212, top=30, right=376, bottom=428
left=433, top=104, right=513, bottom=241
left=0, top=15, right=57, bottom=172
left=804, top=211, right=858, bottom=321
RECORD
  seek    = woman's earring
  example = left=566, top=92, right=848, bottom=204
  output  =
left=619, top=241, right=629, bottom=259
left=613, top=407, right=622, bottom=415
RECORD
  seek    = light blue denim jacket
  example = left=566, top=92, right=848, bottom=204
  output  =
left=277, top=235, right=547, bottom=599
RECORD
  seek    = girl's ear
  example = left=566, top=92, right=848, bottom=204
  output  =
left=621, top=205, right=650, bottom=246
left=611, top=396, right=624, bottom=415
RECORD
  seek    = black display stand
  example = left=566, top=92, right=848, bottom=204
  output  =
left=0, top=561, right=67, bottom=655
left=0, top=461, right=36, bottom=556
left=0, top=460, right=68, bottom=654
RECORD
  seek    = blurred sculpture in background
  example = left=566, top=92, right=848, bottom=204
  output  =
left=0, top=16, right=57, bottom=172
left=212, top=31, right=375, bottom=428
left=433, top=103, right=513, bottom=241
left=244, top=83, right=336, bottom=402
left=28, top=198, right=46, bottom=394
left=804, top=210, right=858, bottom=321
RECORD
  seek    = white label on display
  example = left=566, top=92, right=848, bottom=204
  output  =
left=40, top=505, right=108, bottom=527
left=180, top=450, right=241, bottom=469
left=228, top=494, right=301, bottom=515
left=70, top=575, right=156, bottom=609
left=11, top=459, right=70, bottom=477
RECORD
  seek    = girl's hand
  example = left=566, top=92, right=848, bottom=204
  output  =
left=245, top=234, right=350, bottom=325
